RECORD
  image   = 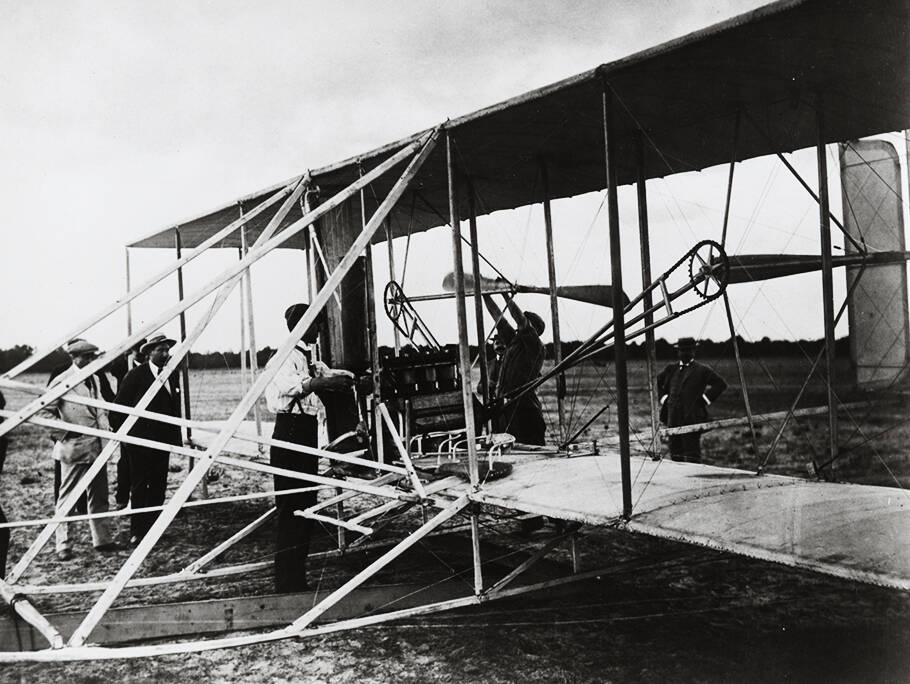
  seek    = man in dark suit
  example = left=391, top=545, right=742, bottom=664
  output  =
left=657, top=337, right=727, bottom=463
left=108, top=339, right=147, bottom=509
left=109, top=333, right=182, bottom=544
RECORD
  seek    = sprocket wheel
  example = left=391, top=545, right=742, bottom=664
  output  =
left=688, top=240, right=729, bottom=300
left=383, top=280, right=406, bottom=322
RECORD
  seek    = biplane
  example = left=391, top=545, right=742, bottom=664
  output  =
left=0, top=0, right=908, bottom=661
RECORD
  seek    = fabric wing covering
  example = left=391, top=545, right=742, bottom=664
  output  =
left=129, top=0, right=910, bottom=250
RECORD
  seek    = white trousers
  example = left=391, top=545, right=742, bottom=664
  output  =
left=55, top=459, right=112, bottom=552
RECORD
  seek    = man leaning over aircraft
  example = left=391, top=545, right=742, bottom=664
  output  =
left=482, top=293, right=547, bottom=446
left=656, top=337, right=727, bottom=463
left=265, top=303, right=354, bottom=593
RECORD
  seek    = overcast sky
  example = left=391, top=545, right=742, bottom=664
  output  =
left=2, top=0, right=906, bottom=360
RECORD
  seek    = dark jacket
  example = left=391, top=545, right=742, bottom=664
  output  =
left=657, top=361, right=727, bottom=427
left=110, top=363, right=182, bottom=446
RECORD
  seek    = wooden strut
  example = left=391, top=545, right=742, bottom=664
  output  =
left=124, top=247, right=133, bottom=336
left=64, top=130, right=440, bottom=648
left=816, top=99, right=839, bottom=471
left=445, top=130, right=483, bottom=597
left=635, top=132, right=660, bottom=458
left=182, top=507, right=276, bottom=575
left=377, top=403, right=427, bottom=498
left=308, top=228, right=344, bottom=308
left=467, top=186, right=490, bottom=408
left=360, top=163, right=383, bottom=486
left=384, top=221, right=402, bottom=354
left=174, top=228, right=198, bottom=490
left=602, top=84, right=633, bottom=520
left=239, top=221, right=264, bottom=442
left=540, top=158, right=566, bottom=441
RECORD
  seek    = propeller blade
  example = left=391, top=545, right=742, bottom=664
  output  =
left=442, top=272, right=628, bottom=308
left=722, top=251, right=910, bottom=284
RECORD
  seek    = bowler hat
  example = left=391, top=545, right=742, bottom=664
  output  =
left=66, top=339, right=101, bottom=357
left=676, top=337, right=697, bottom=350
left=140, top=334, right=176, bottom=355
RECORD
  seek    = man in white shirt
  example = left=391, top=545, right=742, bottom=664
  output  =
left=265, top=303, right=353, bottom=592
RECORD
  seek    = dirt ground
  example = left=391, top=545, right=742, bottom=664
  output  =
left=1, top=362, right=908, bottom=682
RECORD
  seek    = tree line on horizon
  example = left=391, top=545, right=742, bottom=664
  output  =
left=0, top=336, right=851, bottom=375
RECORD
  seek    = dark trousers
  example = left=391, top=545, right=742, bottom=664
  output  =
left=271, top=413, right=318, bottom=593
left=116, top=449, right=131, bottom=506
left=496, top=400, right=546, bottom=445
left=126, top=444, right=170, bottom=539
left=669, top=432, right=702, bottom=463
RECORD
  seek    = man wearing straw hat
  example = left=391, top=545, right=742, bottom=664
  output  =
left=42, top=340, right=117, bottom=560
left=657, top=337, right=727, bottom=462
left=265, top=303, right=354, bottom=593
left=110, top=333, right=182, bottom=545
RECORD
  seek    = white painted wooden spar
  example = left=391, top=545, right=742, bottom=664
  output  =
left=471, top=454, right=910, bottom=590
left=1, top=180, right=301, bottom=381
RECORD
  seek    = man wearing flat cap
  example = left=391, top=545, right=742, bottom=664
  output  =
left=41, top=339, right=116, bottom=559
left=110, top=333, right=182, bottom=544
left=265, top=303, right=354, bottom=592
left=657, top=337, right=727, bottom=462
left=482, top=293, right=547, bottom=445
left=48, top=338, right=117, bottom=513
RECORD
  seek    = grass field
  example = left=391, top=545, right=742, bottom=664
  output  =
left=1, top=361, right=908, bottom=682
